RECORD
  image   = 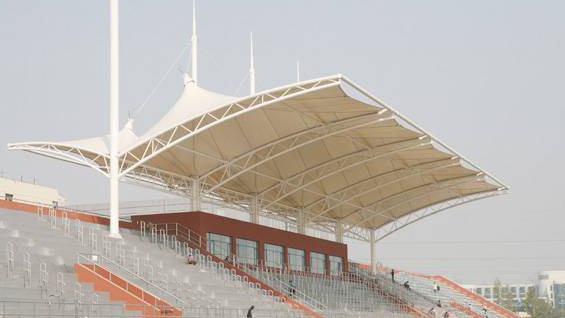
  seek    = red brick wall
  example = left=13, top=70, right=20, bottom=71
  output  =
left=132, top=212, right=348, bottom=273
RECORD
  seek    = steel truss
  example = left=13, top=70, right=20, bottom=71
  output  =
left=8, top=143, right=110, bottom=177
left=370, top=190, right=506, bottom=243
left=304, top=157, right=460, bottom=222
left=118, top=76, right=342, bottom=177
left=10, top=74, right=508, bottom=245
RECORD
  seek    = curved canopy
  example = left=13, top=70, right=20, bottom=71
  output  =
left=8, top=74, right=507, bottom=241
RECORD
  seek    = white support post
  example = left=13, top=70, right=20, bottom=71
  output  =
left=249, top=32, right=255, bottom=95
left=370, top=230, right=376, bottom=274
left=297, top=209, right=306, bottom=235
left=108, top=0, right=121, bottom=239
left=335, top=222, right=344, bottom=243
left=192, top=178, right=201, bottom=211
left=190, top=0, right=198, bottom=85
left=296, top=60, right=300, bottom=82
left=249, top=195, right=259, bottom=224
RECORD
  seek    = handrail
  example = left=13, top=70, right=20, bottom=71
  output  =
left=74, top=262, right=163, bottom=313
left=241, top=265, right=327, bottom=313
left=351, top=265, right=434, bottom=305
left=432, top=275, right=520, bottom=318
left=76, top=252, right=186, bottom=307
left=352, top=267, right=432, bottom=318
left=145, top=222, right=204, bottom=248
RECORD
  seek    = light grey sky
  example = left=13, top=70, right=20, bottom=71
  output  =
left=1, top=1, right=564, bottom=285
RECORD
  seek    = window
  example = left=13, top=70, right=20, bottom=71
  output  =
left=519, top=286, right=526, bottom=298
left=554, top=283, right=565, bottom=310
left=484, top=288, right=492, bottom=298
left=5, top=193, right=13, bottom=201
left=310, top=252, right=326, bottom=274
left=476, top=288, right=483, bottom=295
left=329, top=256, right=343, bottom=275
left=236, top=238, right=258, bottom=265
left=264, top=244, right=283, bottom=269
left=207, top=233, right=232, bottom=260
left=288, top=248, right=305, bottom=271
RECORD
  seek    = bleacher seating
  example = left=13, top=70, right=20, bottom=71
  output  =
left=393, top=270, right=515, bottom=318
left=1, top=202, right=507, bottom=318
left=0, top=207, right=302, bottom=317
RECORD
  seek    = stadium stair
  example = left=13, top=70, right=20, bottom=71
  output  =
left=392, top=270, right=520, bottom=318
left=0, top=202, right=318, bottom=317
left=0, top=208, right=144, bottom=317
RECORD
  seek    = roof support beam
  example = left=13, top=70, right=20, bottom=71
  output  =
left=335, top=221, right=344, bottom=243
left=118, top=76, right=342, bottom=178
left=341, top=76, right=508, bottom=191
left=9, top=144, right=110, bottom=177
left=297, top=208, right=306, bottom=234
left=200, top=111, right=391, bottom=194
left=371, top=190, right=504, bottom=242
left=259, top=136, right=431, bottom=210
left=342, top=175, right=483, bottom=231
left=370, top=230, right=376, bottom=274
left=192, top=178, right=201, bottom=211
left=249, top=195, right=259, bottom=224
left=305, top=157, right=460, bottom=222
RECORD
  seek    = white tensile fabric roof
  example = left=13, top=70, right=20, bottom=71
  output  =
left=8, top=74, right=506, bottom=239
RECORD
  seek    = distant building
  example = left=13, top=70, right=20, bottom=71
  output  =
left=463, top=270, right=565, bottom=310
left=537, top=271, right=565, bottom=310
left=0, top=176, right=65, bottom=207
left=463, top=283, right=535, bottom=304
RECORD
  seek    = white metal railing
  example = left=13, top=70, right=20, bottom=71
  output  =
left=77, top=252, right=187, bottom=307
left=23, top=252, right=31, bottom=288
left=39, top=262, right=48, bottom=299
left=6, top=241, right=15, bottom=278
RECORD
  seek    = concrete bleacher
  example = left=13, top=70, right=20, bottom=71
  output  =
left=393, top=270, right=517, bottom=318
left=1, top=201, right=499, bottom=318
left=0, top=206, right=303, bottom=317
left=245, top=266, right=411, bottom=316
left=0, top=208, right=141, bottom=317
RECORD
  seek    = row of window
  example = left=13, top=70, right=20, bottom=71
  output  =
left=207, top=233, right=343, bottom=275
left=474, top=286, right=533, bottom=299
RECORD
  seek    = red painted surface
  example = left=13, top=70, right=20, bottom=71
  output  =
left=450, top=301, right=482, bottom=318
left=75, top=263, right=181, bottom=317
left=0, top=199, right=136, bottom=229
left=131, top=211, right=348, bottom=273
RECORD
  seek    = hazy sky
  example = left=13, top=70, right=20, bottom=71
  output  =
left=1, top=1, right=564, bottom=285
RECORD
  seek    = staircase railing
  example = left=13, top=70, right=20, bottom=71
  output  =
left=76, top=252, right=186, bottom=307
left=240, top=265, right=328, bottom=314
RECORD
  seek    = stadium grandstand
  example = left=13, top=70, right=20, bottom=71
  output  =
left=1, top=1, right=512, bottom=317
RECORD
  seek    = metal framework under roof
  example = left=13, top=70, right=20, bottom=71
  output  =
left=8, top=74, right=507, bottom=244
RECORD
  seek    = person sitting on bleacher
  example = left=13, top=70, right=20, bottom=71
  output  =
left=186, top=254, right=197, bottom=265
left=403, top=281, right=410, bottom=290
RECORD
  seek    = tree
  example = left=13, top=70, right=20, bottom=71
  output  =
left=492, top=278, right=519, bottom=312
left=522, top=289, right=565, bottom=318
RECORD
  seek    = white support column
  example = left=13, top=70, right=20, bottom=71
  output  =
left=192, top=178, right=201, bottom=211
left=249, top=32, right=255, bottom=95
left=297, top=209, right=306, bottom=235
left=370, top=230, right=376, bottom=274
left=108, top=0, right=121, bottom=239
left=249, top=195, right=259, bottom=224
left=335, top=221, right=344, bottom=243
left=296, top=60, right=300, bottom=82
left=190, top=0, right=198, bottom=85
